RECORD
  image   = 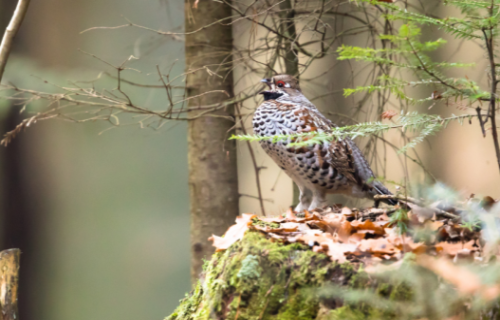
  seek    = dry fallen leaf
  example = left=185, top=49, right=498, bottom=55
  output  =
left=347, top=232, right=365, bottom=243
left=435, top=240, right=476, bottom=257
left=425, top=220, right=444, bottom=231
left=351, top=219, right=386, bottom=236
left=209, top=214, right=255, bottom=251
left=325, top=241, right=358, bottom=263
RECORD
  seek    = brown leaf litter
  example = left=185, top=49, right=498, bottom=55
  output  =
left=209, top=198, right=500, bottom=300
left=210, top=205, right=487, bottom=264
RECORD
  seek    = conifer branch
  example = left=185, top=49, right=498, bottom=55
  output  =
left=231, top=113, right=482, bottom=153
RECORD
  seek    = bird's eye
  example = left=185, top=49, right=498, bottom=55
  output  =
left=276, top=80, right=286, bottom=88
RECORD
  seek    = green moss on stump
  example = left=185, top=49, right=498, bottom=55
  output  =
left=167, top=231, right=408, bottom=320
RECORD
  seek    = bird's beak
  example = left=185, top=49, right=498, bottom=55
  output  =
left=261, top=78, right=272, bottom=88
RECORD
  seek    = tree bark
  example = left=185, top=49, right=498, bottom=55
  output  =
left=279, top=0, right=300, bottom=206
left=185, top=0, right=239, bottom=282
left=279, top=0, right=299, bottom=78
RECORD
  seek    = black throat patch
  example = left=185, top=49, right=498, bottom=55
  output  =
left=261, top=91, right=284, bottom=101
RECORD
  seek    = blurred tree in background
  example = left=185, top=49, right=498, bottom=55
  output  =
left=0, top=1, right=191, bottom=320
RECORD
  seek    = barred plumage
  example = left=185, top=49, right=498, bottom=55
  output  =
left=253, top=74, right=394, bottom=211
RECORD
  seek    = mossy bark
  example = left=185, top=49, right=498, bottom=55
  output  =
left=167, top=231, right=412, bottom=320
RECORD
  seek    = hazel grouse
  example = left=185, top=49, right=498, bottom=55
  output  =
left=253, top=74, right=396, bottom=212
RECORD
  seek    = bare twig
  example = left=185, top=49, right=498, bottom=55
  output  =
left=373, top=194, right=460, bottom=220
left=235, top=103, right=266, bottom=215
left=482, top=18, right=500, bottom=174
left=0, top=0, right=31, bottom=82
left=476, top=106, right=487, bottom=137
left=156, top=65, right=175, bottom=116
left=80, top=20, right=183, bottom=41
left=239, top=193, right=274, bottom=203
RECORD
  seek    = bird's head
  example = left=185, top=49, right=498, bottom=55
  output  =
left=260, top=74, right=301, bottom=101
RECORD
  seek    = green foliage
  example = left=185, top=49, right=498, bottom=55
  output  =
left=338, top=20, right=482, bottom=103
left=231, top=113, right=475, bottom=154
left=389, top=208, right=410, bottom=235
left=396, top=112, right=443, bottom=154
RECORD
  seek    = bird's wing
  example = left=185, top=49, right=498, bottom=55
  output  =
left=280, top=102, right=394, bottom=199
left=292, top=105, right=360, bottom=184
left=344, top=138, right=376, bottom=184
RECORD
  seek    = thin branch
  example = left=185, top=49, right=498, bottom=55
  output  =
left=239, top=193, right=274, bottom=203
left=373, top=194, right=460, bottom=220
left=80, top=20, right=183, bottom=41
left=0, top=0, right=31, bottom=82
left=482, top=21, right=500, bottom=174
left=476, top=106, right=486, bottom=137
left=103, top=72, right=185, bottom=89
left=156, top=65, right=175, bottom=116
left=235, top=103, right=266, bottom=216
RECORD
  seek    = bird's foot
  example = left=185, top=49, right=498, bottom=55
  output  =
left=294, top=202, right=307, bottom=213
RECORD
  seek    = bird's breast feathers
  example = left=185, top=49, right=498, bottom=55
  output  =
left=253, top=100, right=361, bottom=185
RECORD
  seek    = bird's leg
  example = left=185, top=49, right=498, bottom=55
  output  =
left=308, top=190, right=327, bottom=211
left=294, top=185, right=312, bottom=212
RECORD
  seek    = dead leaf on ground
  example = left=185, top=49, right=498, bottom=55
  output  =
left=435, top=240, right=476, bottom=257
left=358, top=238, right=398, bottom=257
left=209, top=214, right=255, bottom=251
left=210, top=198, right=492, bottom=273
left=351, top=219, right=386, bottom=236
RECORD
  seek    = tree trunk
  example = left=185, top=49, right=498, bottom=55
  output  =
left=279, top=0, right=299, bottom=78
left=185, top=0, right=239, bottom=281
left=279, top=0, right=300, bottom=206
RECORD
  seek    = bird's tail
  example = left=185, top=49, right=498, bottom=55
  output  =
left=372, top=182, right=398, bottom=206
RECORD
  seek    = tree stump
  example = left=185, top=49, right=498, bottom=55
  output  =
left=166, top=231, right=409, bottom=320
